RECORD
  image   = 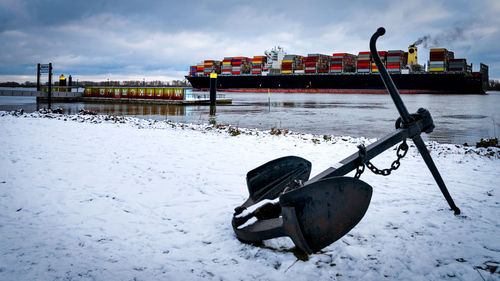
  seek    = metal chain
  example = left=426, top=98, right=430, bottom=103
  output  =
left=355, top=139, right=409, bottom=178
left=354, top=144, right=367, bottom=179
left=354, top=163, right=365, bottom=178
left=367, top=140, right=408, bottom=176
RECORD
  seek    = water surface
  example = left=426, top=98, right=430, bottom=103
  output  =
left=1, top=91, right=499, bottom=145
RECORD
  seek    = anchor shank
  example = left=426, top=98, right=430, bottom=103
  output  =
left=411, top=135, right=461, bottom=215
left=306, top=128, right=408, bottom=185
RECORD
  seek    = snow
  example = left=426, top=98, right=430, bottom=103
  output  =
left=0, top=110, right=499, bottom=281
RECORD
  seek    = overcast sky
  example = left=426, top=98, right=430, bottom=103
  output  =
left=0, top=0, right=499, bottom=82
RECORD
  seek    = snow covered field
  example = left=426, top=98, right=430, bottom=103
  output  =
left=0, top=110, right=499, bottom=281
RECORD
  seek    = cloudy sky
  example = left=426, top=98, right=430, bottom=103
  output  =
left=0, top=0, right=499, bottom=82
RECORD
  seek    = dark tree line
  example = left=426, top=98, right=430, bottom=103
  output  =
left=0, top=81, right=37, bottom=87
left=489, top=80, right=500, bottom=91
left=81, top=80, right=190, bottom=87
left=0, top=79, right=191, bottom=88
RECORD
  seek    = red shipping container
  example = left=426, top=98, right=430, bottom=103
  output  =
left=126, top=88, right=135, bottom=98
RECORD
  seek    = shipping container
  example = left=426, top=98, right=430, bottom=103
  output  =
left=113, top=88, right=121, bottom=98
left=203, top=60, right=221, bottom=75
left=229, top=57, right=250, bottom=74
left=357, top=52, right=371, bottom=73
left=304, top=54, right=330, bottom=73
left=371, top=51, right=387, bottom=73
left=173, top=88, right=184, bottom=100
left=83, top=87, right=185, bottom=100
left=137, top=88, right=146, bottom=98
left=189, top=66, right=197, bottom=76
left=330, top=53, right=356, bottom=73
left=429, top=63, right=446, bottom=72
left=84, top=87, right=93, bottom=97
left=128, top=88, right=137, bottom=98
left=447, top=58, right=471, bottom=73
left=145, top=88, right=155, bottom=99
left=280, top=55, right=304, bottom=74
left=428, top=48, right=455, bottom=72
left=196, top=63, right=205, bottom=76
left=385, top=50, right=406, bottom=72
left=121, top=88, right=128, bottom=98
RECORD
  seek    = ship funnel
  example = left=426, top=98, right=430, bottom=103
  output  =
left=408, top=46, right=418, bottom=66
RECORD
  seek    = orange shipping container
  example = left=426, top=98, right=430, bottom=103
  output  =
left=121, top=88, right=128, bottom=98
left=97, top=88, right=107, bottom=97
left=129, top=88, right=137, bottom=98
left=84, top=88, right=93, bottom=97
left=173, top=88, right=184, bottom=100
left=145, top=88, right=155, bottom=99
left=163, top=88, right=174, bottom=99
left=137, top=88, right=146, bottom=98
left=113, top=88, right=121, bottom=98
left=92, top=88, right=100, bottom=97
left=155, top=88, right=163, bottom=99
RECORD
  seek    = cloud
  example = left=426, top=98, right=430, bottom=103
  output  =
left=0, top=0, right=499, bottom=82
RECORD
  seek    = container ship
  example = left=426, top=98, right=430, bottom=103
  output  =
left=186, top=46, right=489, bottom=94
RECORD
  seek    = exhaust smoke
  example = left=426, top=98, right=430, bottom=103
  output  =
left=411, top=27, right=464, bottom=48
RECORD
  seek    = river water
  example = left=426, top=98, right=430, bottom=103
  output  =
left=1, top=90, right=499, bottom=145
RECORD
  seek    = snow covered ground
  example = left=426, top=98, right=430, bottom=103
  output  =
left=0, top=110, right=499, bottom=281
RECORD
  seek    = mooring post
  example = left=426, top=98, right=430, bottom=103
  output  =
left=210, top=73, right=217, bottom=106
left=48, top=63, right=52, bottom=109
left=268, top=88, right=271, bottom=111
left=209, top=72, right=217, bottom=116
left=37, top=63, right=41, bottom=91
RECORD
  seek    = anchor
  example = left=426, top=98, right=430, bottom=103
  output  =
left=232, top=27, right=460, bottom=255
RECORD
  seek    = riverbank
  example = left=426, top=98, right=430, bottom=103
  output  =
left=0, top=110, right=499, bottom=280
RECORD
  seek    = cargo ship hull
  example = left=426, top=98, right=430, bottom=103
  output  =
left=187, top=72, right=486, bottom=94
